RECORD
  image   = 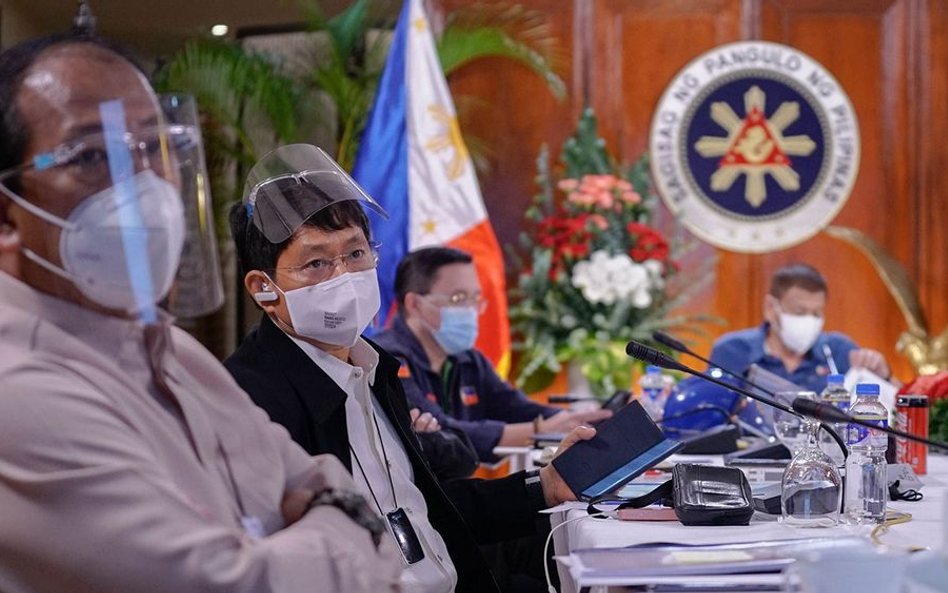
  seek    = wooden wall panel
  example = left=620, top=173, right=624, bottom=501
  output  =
left=430, top=0, right=582, bottom=254
left=587, top=0, right=747, bottom=366
left=431, top=0, right=946, bottom=382
left=918, top=0, right=948, bottom=348
left=752, top=0, right=915, bottom=379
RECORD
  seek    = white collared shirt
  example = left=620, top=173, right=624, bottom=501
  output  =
left=292, top=337, right=457, bottom=593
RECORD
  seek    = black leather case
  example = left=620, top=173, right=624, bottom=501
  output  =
left=672, top=464, right=755, bottom=526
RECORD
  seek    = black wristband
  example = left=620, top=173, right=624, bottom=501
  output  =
left=308, top=489, right=387, bottom=548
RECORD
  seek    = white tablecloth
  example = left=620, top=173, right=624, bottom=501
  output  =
left=551, top=453, right=948, bottom=593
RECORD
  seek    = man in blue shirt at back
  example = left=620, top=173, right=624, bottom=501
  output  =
left=709, top=263, right=892, bottom=393
left=374, top=247, right=611, bottom=462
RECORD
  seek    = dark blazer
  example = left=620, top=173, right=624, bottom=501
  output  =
left=224, top=315, right=545, bottom=593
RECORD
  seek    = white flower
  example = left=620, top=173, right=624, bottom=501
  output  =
left=571, top=250, right=657, bottom=308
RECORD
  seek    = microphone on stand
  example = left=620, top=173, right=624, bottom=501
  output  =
left=626, top=340, right=791, bottom=414
left=627, top=340, right=948, bottom=453
left=629, top=340, right=852, bottom=456
left=651, top=331, right=848, bottom=457
left=653, top=330, right=780, bottom=401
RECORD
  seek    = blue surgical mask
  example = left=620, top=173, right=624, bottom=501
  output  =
left=432, top=306, right=479, bottom=355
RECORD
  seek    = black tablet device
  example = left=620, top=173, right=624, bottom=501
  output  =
left=551, top=400, right=683, bottom=501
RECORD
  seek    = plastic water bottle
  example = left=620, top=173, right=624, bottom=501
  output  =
left=819, top=374, right=850, bottom=466
left=844, top=383, right=888, bottom=524
left=639, top=365, right=667, bottom=421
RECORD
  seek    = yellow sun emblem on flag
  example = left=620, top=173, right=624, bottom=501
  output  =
left=694, top=85, right=816, bottom=208
left=425, top=105, right=470, bottom=181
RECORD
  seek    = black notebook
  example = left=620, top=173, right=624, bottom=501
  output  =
left=551, top=400, right=682, bottom=501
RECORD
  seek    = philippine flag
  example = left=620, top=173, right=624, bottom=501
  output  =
left=352, top=0, right=510, bottom=376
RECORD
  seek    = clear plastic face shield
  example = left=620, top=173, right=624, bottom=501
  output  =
left=242, top=143, right=388, bottom=244
left=159, top=94, right=224, bottom=318
left=0, top=93, right=221, bottom=323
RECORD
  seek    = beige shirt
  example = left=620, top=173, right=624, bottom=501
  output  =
left=0, top=272, right=400, bottom=593
left=292, top=337, right=458, bottom=593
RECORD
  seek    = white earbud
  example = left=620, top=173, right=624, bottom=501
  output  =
left=254, top=283, right=278, bottom=303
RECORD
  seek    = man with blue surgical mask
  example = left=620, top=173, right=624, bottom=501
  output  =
left=709, top=262, right=894, bottom=393
left=0, top=34, right=403, bottom=593
left=374, top=247, right=612, bottom=463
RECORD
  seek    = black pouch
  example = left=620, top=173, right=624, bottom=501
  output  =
left=592, top=464, right=754, bottom=527
left=671, top=464, right=754, bottom=526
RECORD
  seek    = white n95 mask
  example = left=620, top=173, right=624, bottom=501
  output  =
left=280, top=268, right=381, bottom=347
left=12, top=170, right=185, bottom=314
left=778, top=312, right=824, bottom=355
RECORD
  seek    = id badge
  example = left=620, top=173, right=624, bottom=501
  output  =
left=386, top=507, right=425, bottom=565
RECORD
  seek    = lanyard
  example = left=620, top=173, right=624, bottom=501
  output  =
left=348, top=412, right=399, bottom=515
left=439, top=358, right=455, bottom=416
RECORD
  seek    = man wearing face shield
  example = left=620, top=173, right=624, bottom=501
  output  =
left=224, top=144, right=596, bottom=593
left=225, top=144, right=480, bottom=485
left=0, top=35, right=402, bottom=593
left=708, top=263, right=893, bottom=393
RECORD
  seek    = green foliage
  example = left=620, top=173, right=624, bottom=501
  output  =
left=437, top=2, right=565, bottom=99
left=302, top=0, right=393, bottom=170
left=154, top=40, right=300, bottom=235
left=931, top=398, right=948, bottom=444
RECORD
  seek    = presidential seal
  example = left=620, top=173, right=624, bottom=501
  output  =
left=649, top=41, right=859, bottom=252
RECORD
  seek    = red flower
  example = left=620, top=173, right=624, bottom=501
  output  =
left=536, top=213, right=594, bottom=277
left=626, top=222, right=670, bottom=263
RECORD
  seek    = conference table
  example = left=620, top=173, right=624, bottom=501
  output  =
left=549, top=453, right=947, bottom=593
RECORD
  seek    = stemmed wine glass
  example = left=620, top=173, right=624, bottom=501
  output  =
left=779, top=398, right=843, bottom=527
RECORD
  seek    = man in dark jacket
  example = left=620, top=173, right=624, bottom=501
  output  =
left=223, top=145, right=594, bottom=593
left=374, top=247, right=612, bottom=461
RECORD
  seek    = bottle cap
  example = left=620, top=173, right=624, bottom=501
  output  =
left=827, top=374, right=845, bottom=384
left=855, top=383, right=880, bottom=396
left=646, top=365, right=661, bottom=374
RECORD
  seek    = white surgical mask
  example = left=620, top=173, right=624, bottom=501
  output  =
left=777, top=311, right=824, bottom=355
left=4, top=170, right=185, bottom=314
left=279, top=268, right=380, bottom=347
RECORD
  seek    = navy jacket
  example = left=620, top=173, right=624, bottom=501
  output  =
left=373, top=315, right=558, bottom=461
left=709, top=323, right=858, bottom=393
left=224, top=315, right=546, bottom=593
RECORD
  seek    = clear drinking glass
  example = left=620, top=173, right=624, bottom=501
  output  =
left=780, top=417, right=843, bottom=527
left=772, top=390, right=817, bottom=455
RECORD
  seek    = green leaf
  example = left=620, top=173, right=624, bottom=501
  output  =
left=325, top=0, right=371, bottom=61
left=437, top=2, right=565, bottom=100
left=154, top=39, right=301, bottom=236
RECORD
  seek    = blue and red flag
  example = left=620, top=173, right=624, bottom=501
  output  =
left=352, top=0, right=510, bottom=376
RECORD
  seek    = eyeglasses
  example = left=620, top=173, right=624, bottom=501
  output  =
left=0, top=124, right=198, bottom=189
left=423, top=291, right=488, bottom=314
left=273, top=244, right=380, bottom=284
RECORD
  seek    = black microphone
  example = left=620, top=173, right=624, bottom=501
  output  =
left=793, top=398, right=948, bottom=452
left=625, top=340, right=687, bottom=373
left=628, top=340, right=948, bottom=453
left=627, top=339, right=854, bottom=458
left=652, top=331, right=695, bottom=361
left=651, top=331, right=849, bottom=456
left=653, top=331, right=775, bottom=398
left=626, top=340, right=794, bottom=414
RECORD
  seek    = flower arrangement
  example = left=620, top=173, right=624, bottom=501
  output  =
left=510, top=108, right=714, bottom=397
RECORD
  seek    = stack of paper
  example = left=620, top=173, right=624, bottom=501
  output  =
left=566, top=537, right=871, bottom=589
